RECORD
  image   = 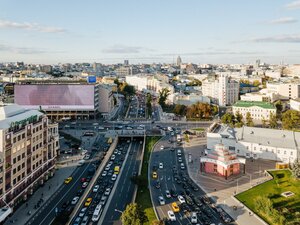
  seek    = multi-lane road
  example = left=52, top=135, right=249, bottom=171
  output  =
left=149, top=133, right=234, bottom=225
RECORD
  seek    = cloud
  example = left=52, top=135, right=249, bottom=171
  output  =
left=268, top=17, right=298, bottom=24
left=102, top=45, right=154, bottom=54
left=0, top=19, right=66, bottom=33
left=252, top=34, right=300, bottom=43
left=285, top=1, right=300, bottom=9
left=0, top=44, right=64, bottom=54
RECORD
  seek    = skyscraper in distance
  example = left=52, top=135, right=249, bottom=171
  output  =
left=176, top=56, right=182, bottom=67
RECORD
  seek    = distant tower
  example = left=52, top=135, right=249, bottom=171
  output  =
left=255, top=59, right=260, bottom=68
left=176, top=56, right=182, bottom=67
left=124, top=60, right=129, bottom=66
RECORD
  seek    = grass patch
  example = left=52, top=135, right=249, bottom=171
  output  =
left=136, top=136, right=161, bottom=225
left=236, top=170, right=300, bottom=225
left=191, top=128, right=205, bottom=131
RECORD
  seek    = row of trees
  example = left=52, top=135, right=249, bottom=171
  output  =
left=114, top=79, right=136, bottom=97
left=221, top=111, right=255, bottom=128
left=173, top=102, right=218, bottom=119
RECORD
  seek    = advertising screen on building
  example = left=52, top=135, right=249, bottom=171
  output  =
left=15, top=84, right=95, bottom=110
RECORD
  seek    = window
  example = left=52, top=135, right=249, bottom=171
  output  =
left=13, top=168, right=16, bottom=174
left=22, top=133, right=25, bottom=139
left=13, top=137, right=16, bottom=143
left=291, top=151, right=293, bottom=155
left=284, top=151, right=287, bottom=155
left=13, top=158, right=16, bottom=164
left=17, top=155, right=21, bottom=161
left=22, top=163, right=25, bottom=168
left=17, top=136, right=21, bottom=141
left=17, top=165, right=21, bottom=171
left=22, top=172, right=25, bottom=178
left=22, top=153, right=25, bottom=158
left=13, top=179, right=16, bottom=185
left=33, top=165, right=35, bottom=170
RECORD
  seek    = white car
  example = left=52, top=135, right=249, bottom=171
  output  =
left=93, top=185, right=99, bottom=193
left=178, top=195, right=186, bottom=204
left=102, top=171, right=107, bottom=177
left=160, top=145, right=164, bottom=150
left=111, top=174, right=117, bottom=181
left=104, top=188, right=111, bottom=196
left=165, top=190, right=171, bottom=198
left=168, top=210, right=176, bottom=221
left=191, top=212, right=197, bottom=223
left=159, top=163, right=163, bottom=169
left=111, top=155, right=116, bottom=160
left=78, top=207, right=87, bottom=217
left=71, top=196, right=80, bottom=205
left=158, top=196, right=165, bottom=205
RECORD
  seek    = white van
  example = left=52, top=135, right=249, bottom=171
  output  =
left=177, top=149, right=182, bottom=156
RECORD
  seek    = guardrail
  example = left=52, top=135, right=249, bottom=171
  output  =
left=66, top=136, right=119, bottom=225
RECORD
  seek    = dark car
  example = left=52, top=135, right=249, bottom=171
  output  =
left=77, top=189, right=84, bottom=196
left=62, top=201, right=70, bottom=209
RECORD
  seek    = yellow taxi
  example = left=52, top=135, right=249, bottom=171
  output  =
left=152, top=172, right=158, bottom=179
left=64, top=177, right=73, bottom=184
left=172, top=202, right=180, bottom=212
left=84, top=198, right=92, bottom=206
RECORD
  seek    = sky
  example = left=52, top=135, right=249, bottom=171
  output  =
left=1, top=0, right=300, bottom=64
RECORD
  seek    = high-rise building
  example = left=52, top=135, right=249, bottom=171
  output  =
left=0, top=104, right=59, bottom=214
left=176, top=56, right=182, bottom=67
left=202, top=74, right=239, bottom=106
left=124, top=60, right=129, bottom=66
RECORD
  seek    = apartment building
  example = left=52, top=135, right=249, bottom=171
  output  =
left=232, top=101, right=276, bottom=123
left=266, top=82, right=300, bottom=99
left=290, top=99, right=300, bottom=111
left=0, top=104, right=59, bottom=213
left=207, top=125, right=299, bottom=163
left=202, top=74, right=239, bottom=106
left=98, top=84, right=114, bottom=116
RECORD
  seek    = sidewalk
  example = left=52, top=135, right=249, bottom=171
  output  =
left=5, top=158, right=79, bottom=225
left=183, top=136, right=270, bottom=225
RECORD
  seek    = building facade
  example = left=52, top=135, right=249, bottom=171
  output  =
left=207, top=125, right=299, bottom=163
left=0, top=105, right=59, bottom=212
left=266, top=82, right=300, bottom=99
left=202, top=74, right=239, bottom=106
left=233, top=101, right=276, bottom=123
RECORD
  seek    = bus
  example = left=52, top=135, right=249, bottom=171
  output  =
left=114, top=166, right=120, bottom=175
left=92, top=204, right=102, bottom=222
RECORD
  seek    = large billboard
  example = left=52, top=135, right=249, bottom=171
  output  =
left=14, top=84, right=95, bottom=110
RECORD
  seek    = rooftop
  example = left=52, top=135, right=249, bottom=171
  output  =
left=233, top=101, right=275, bottom=109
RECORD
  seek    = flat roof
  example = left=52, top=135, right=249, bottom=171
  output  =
left=233, top=101, right=275, bottom=109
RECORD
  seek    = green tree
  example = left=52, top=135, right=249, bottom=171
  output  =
left=130, top=175, right=147, bottom=188
left=269, top=112, right=278, bottom=129
left=235, top=111, right=244, bottom=128
left=291, top=160, right=300, bottom=179
left=282, top=110, right=300, bottom=130
left=158, top=88, right=170, bottom=109
left=121, top=203, right=148, bottom=225
left=221, top=113, right=235, bottom=126
left=173, top=104, right=187, bottom=116
left=151, top=220, right=165, bottom=225
left=246, top=112, right=254, bottom=127
left=252, top=80, right=261, bottom=87
left=262, top=117, right=267, bottom=128
left=146, top=93, right=152, bottom=118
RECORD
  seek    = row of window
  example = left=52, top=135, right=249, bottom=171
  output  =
left=13, top=153, right=26, bottom=164
left=12, top=172, right=25, bottom=185
left=241, top=147, right=294, bottom=155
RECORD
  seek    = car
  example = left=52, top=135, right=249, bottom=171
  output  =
left=104, top=188, right=111, bottom=196
left=111, top=174, right=117, bottom=181
left=171, top=202, right=180, bottom=212
left=108, top=170, right=113, bottom=176
left=152, top=172, right=157, bottom=179
left=167, top=210, right=176, bottom=221
left=178, top=195, right=186, bottom=204
left=78, top=207, right=87, bottom=217
left=160, top=145, right=164, bottom=150
left=73, top=216, right=81, bottom=225
left=62, top=201, right=70, bottom=209
left=191, top=212, right=197, bottom=223
left=177, top=149, right=182, bottom=156
left=111, top=155, right=116, bottom=160
left=102, top=171, right=107, bottom=177
left=93, top=185, right=99, bottom=193
left=81, top=177, right=87, bottom=183
left=170, top=189, right=178, bottom=198
left=100, top=195, right=107, bottom=205
left=82, top=182, right=88, bottom=189
left=77, top=189, right=84, bottom=196
left=159, top=163, right=163, bottom=169
left=64, top=177, right=72, bottom=184
left=81, top=216, right=89, bottom=225
left=180, top=163, right=185, bottom=170
left=165, top=190, right=171, bottom=198
left=154, top=181, right=161, bottom=189
left=178, top=157, right=182, bottom=162
left=158, top=196, right=165, bottom=205
left=84, top=198, right=92, bottom=206
left=71, top=196, right=80, bottom=205
left=86, top=176, right=92, bottom=182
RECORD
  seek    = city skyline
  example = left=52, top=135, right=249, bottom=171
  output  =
left=1, top=0, right=300, bottom=64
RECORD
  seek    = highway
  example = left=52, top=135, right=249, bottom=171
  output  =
left=149, top=132, right=233, bottom=225
left=99, top=137, right=144, bottom=225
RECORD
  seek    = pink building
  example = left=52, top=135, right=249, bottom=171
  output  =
left=200, top=143, right=246, bottom=179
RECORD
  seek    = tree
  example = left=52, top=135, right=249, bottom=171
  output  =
left=291, top=160, right=300, bottom=179
left=146, top=93, right=153, bottom=118
left=252, top=80, right=261, bottom=87
left=235, top=111, right=244, bottom=128
left=269, top=112, right=278, bottom=129
left=186, top=102, right=212, bottom=119
left=262, top=117, right=267, bottom=128
left=120, top=83, right=136, bottom=96
left=246, top=112, right=254, bottom=127
left=130, top=175, right=147, bottom=189
left=221, top=113, right=235, bottom=126
left=173, top=104, right=187, bottom=116
left=151, top=220, right=165, bottom=225
left=158, top=88, right=170, bottom=109
left=282, top=110, right=300, bottom=130
left=121, top=203, right=148, bottom=225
